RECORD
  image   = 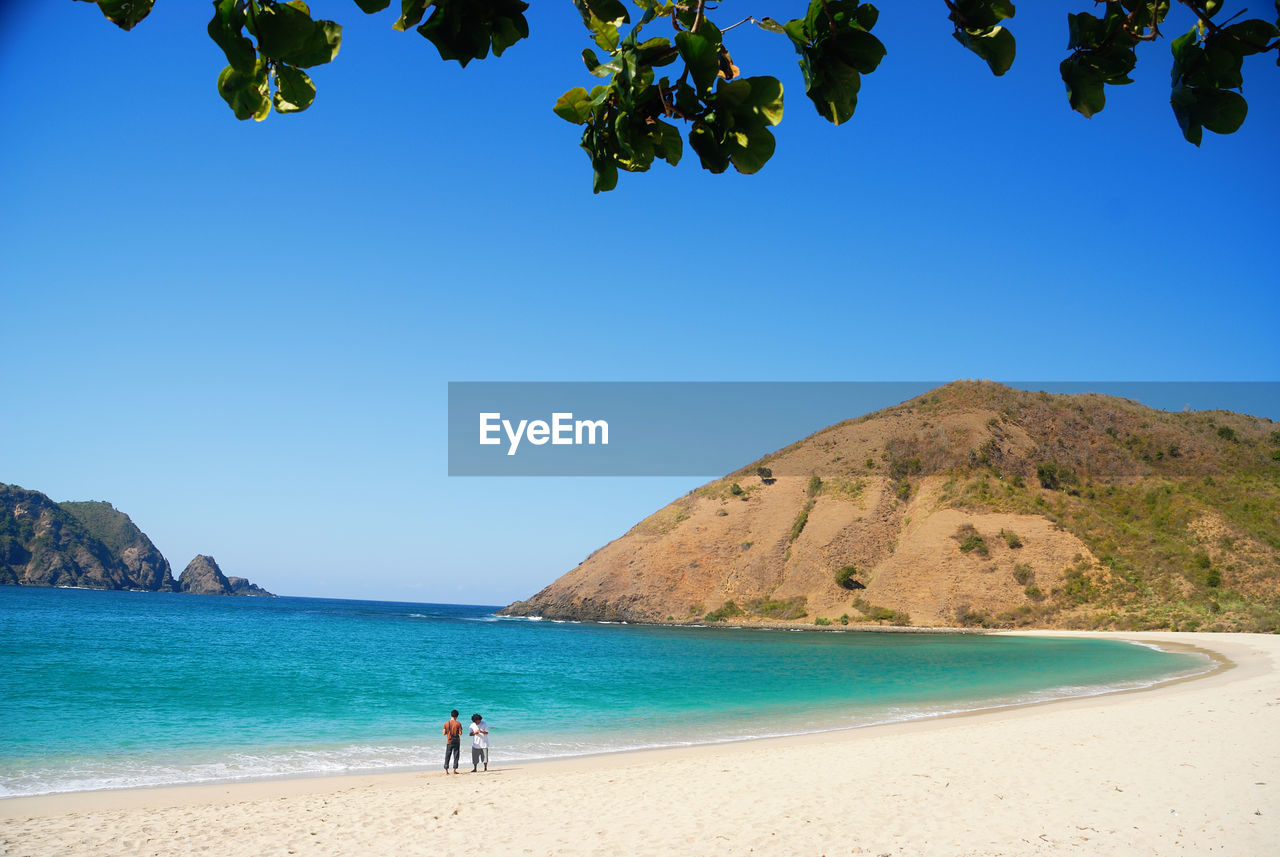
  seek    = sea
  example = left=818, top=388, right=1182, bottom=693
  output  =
left=0, top=586, right=1212, bottom=798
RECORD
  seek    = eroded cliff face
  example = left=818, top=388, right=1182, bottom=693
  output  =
left=503, top=382, right=1280, bottom=631
left=60, top=501, right=177, bottom=591
left=2, top=486, right=137, bottom=589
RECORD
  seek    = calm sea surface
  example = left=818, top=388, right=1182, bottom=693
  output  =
left=0, top=586, right=1210, bottom=797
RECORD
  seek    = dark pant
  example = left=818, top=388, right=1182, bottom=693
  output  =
left=444, top=738, right=460, bottom=770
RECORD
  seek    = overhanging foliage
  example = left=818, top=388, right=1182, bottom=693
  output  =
left=75, top=1, right=1280, bottom=190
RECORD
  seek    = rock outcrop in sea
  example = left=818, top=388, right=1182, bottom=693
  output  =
left=227, top=576, right=273, bottom=596
left=178, top=554, right=274, bottom=597
left=178, top=554, right=232, bottom=595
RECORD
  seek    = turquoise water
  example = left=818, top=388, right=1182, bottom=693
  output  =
left=0, top=586, right=1210, bottom=797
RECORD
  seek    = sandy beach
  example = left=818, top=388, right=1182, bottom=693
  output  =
left=2, top=631, right=1276, bottom=857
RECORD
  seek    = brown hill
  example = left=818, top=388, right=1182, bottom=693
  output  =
left=501, top=381, right=1280, bottom=632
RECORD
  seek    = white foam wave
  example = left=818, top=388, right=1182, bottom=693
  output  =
left=0, top=743, right=443, bottom=799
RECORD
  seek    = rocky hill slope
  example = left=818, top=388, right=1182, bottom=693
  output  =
left=59, top=500, right=177, bottom=591
left=1, top=485, right=140, bottom=589
left=501, top=382, right=1280, bottom=632
left=1, top=484, right=273, bottom=596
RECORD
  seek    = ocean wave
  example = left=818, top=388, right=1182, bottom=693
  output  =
left=0, top=743, right=443, bottom=798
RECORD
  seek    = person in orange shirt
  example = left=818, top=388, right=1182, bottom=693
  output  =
left=443, top=709, right=463, bottom=774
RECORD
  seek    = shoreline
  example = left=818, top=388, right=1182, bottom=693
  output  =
left=3, top=631, right=1277, bottom=856
left=0, top=631, right=1217, bottom=804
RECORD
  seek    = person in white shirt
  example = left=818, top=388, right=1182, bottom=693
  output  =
left=469, top=713, right=489, bottom=772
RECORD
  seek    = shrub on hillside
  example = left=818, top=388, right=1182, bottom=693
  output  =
left=704, top=601, right=744, bottom=622
left=1000, top=529, right=1024, bottom=549
left=789, top=506, right=811, bottom=543
left=954, top=523, right=989, bottom=556
left=1036, top=461, right=1078, bottom=491
left=1012, top=563, right=1034, bottom=585
left=746, top=596, right=808, bottom=620
left=835, top=565, right=865, bottom=590
left=955, top=605, right=992, bottom=627
left=850, top=598, right=910, bottom=624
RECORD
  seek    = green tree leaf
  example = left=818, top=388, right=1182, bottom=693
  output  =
left=856, top=4, right=881, bottom=31
left=720, top=75, right=784, bottom=127
left=954, top=26, right=1016, bottom=76
left=353, top=0, right=392, bottom=12
left=1197, top=88, right=1248, bottom=134
left=652, top=119, right=683, bottom=166
left=1061, top=57, right=1106, bottom=117
left=553, top=87, right=595, bottom=124
left=836, top=28, right=888, bottom=74
left=727, top=127, right=776, bottom=175
left=803, top=53, right=862, bottom=125
left=1223, top=19, right=1280, bottom=55
left=950, top=0, right=1016, bottom=30
left=273, top=63, right=316, bottom=113
left=688, top=123, right=730, bottom=174
left=249, top=3, right=342, bottom=69
left=288, top=19, right=343, bottom=68
left=394, top=0, right=429, bottom=32
left=1171, top=85, right=1205, bottom=145
left=635, top=37, right=677, bottom=69
left=1169, top=22, right=1255, bottom=144
left=208, top=0, right=256, bottom=74
left=89, top=0, right=156, bottom=31
left=253, top=3, right=316, bottom=60
left=417, top=0, right=530, bottom=67
left=688, top=77, right=784, bottom=175
left=949, top=0, right=1017, bottom=73
left=1059, top=3, right=1156, bottom=118
left=675, top=31, right=720, bottom=94
left=572, top=0, right=630, bottom=51
left=217, top=60, right=271, bottom=121
left=783, top=0, right=885, bottom=126
left=581, top=48, right=621, bottom=77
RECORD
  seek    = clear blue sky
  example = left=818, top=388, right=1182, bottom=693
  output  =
left=3, top=3, right=1277, bottom=604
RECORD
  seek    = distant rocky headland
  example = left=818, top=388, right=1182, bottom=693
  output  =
left=1, top=485, right=273, bottom=596
left=502, top=381, right=1280, bottom=633
left=179, top=553, right=273, bottom=596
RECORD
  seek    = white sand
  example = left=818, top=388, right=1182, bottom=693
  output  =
left=2, top=631, right=1277, bottom=857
